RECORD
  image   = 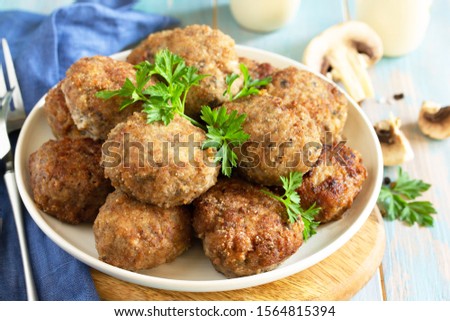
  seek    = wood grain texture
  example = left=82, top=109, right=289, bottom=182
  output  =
left=91, top=208, right=385, bottom=301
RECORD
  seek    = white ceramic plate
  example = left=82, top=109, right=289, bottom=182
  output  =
left=15, top=45, right=383, bottom=292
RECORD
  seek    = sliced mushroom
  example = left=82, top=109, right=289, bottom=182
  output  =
left=374, top=116, right=414, bottom=166
left=418, top=101, right=450, bottom=140
left=303, top=21, right=383, bottom=103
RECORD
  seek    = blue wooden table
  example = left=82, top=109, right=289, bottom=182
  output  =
left=1, top=0, right=449, bottom=301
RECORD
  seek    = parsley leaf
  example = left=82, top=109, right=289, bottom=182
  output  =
left=392, top=167, right=431, bottom=199
left=262, top=172, right=320, bottom=241
left=96, top=49, right=208, bottom=125
left=301, top=203, right=321, bottom=240
left=377, top=167, right=436, bottom=227
left=223, top=63, right=272, bottom=101
left=200, top=105, right=249, bottom=177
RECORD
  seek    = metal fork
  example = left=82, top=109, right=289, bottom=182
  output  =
left=1, top=38, right=38, bottom=301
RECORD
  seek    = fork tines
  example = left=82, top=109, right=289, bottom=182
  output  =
left=1, top=39, right=26, bottom=131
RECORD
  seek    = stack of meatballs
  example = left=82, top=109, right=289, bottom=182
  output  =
left=28, top=25, right=367, bottom=278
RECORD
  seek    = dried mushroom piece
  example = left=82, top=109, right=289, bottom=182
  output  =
left=418, top=101, right=450, bottom=140
left=303, top=21, right=383, bottom=103
left=374, top=116, right=414, bottom=166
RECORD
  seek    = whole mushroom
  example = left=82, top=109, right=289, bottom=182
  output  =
left=303, top=21, right=383, bottom=103
left=418, top=101, right=450, bottom=140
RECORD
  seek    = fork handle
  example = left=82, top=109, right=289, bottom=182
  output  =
left=4, top=170, right=38, bottom=301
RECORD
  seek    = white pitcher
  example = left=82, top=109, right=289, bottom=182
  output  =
left=355, top=0, right=433, bottom=57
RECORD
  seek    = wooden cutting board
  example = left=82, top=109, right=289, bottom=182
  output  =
left=91, top=207, right=385, bottom=301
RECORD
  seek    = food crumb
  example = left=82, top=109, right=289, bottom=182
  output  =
left=393, top=93, right=404, bottom=100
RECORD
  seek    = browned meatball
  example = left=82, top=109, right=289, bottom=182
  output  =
left=238, top=56, right=277, bottom=80
left=102, top=112, right=219, bottom=208
left=193, top=178, right=304, bottom=278
left=127, top=25, right=241, bottom=117
left=28, top=137, right=113, bottom=224
left=298, top=144, right=368, bottom=223
left=94, top=190, right=192, bottom=271
left=266, top=66, right=348, bottom=140
left=61, top=56, right=143, bottom=140
left=43, top=82, right=82, bottom=139
left=223, top=94, right=321, bottom=186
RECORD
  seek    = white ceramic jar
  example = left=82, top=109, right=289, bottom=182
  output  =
left=230, top=0, right=301, bottom=32
left=355, top=0, right=433, bottom=57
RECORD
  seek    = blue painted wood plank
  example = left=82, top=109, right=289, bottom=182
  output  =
left=0, top=0, right=73, bottom=13
left=135, top=0, right=215, bottom=27
left=351, top=270, right=383, bottom=301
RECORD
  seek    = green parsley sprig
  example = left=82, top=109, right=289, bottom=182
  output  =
left=96, top=49, right=207, bottom=126
left=223, top=63, right=272, bottom=101
left=200, top=106, right=249, bottom=177
left=377, top=167, right=437, bottom=227
left=262, top=172, right=320, bottom=241
left=97, top=49, right=249, bottom=177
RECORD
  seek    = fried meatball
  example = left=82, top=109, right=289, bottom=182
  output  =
left=127, top=25, right=241, bottom=117
left=193, top=178, right=304, bottom=278
left=298, top=144, right=368, bottom=223
left=266, top=66, right=348, bottom=140
left=94, top=190, right=192, bottom=271
left=61, top=56, right=143, bottom=140
left=43, top=82, right=82, bottom=139
left=223, top=94, right=321, bottom=186
left=103, top=112, right=219, bottom=208
left=29, top=137, right=113, bottom=224
left=238, top=56, right=277, bottom=80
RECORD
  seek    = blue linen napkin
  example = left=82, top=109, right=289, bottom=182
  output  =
left=0, top=0, right=179, bottom=301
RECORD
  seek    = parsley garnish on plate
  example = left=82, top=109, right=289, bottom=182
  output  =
left=262, top=172, right=320, bottom=241
left=223, top=63, right=272, bottom=101
left=377, top=167, right=437, bottom=227
left=200, top=106, right=249, bottom=177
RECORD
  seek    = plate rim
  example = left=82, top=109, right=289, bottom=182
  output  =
left=15, top=45, right=383, bottom=292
